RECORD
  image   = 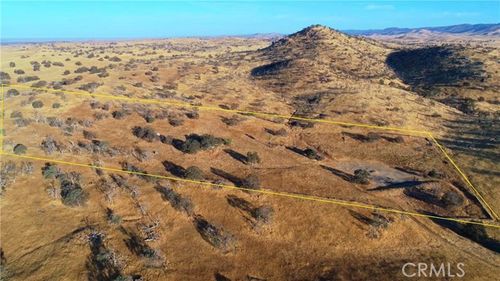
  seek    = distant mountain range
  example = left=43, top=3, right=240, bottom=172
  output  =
left=344, top=23, right=500, bottom=36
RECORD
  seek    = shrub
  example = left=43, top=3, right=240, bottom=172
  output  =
left=13, top=144, right=27, bottom=155
left=460, top=98, right=477, bottom=114
left=0, top=72, right=10, bottom=84
left=9, top=62, right=15, bottom=67
left=41, top=136, right=61, bottom=154
left=221, top=115, right=242, bottom=126
left=14, top=69, right=25, bottom=74
left=442, top=191, right=464, bottom=207
left=241, top=174, right=260, bottom=189
left=74, top=66, right=89, bottom=73
left=10, top=111, right=22, bottom=118
left=168, top=116, right=184, bottom=127
left=32, top=100, right=44, bottom=108
left=17, top=75, right=40, bottom=83
left=79, top=82, right=102, bottom=93
left=184, top=166, right=204, bottom=180
left=193, top=215, right=234, bottom=251
left=59, top=173, right=88, bottom=207
left=106, top=208, right=122, bottom=224
left=156, top=184, right=194, bottom=215
left=132, top=126, right=158, bottom=142
left=42, top=163, right=61, bottom=179
left=6, top=89, right=20, bottom=97
left=63, top=70, right=70, bottom=75
left=303, top=148, right=322, bottom=160
left=52, top=103, right=61, bottom=108
left=252, top=205, right=274, bottom=224
left=186, top=111, right=199, bottom=119
left=180, top=134, right=230, bottom=154
left=112, top=110, right=128, bottom=119
left=83, top=130, right=97, bottom=140
left=246, top=152, right=261, bottom=164
left=266, top=128, right=287, bottom=136
left=353, top=169, right=370, bottom=184
left=32, top=80, right=47, bottom=88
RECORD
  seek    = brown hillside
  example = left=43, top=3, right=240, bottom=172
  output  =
left=251, top=25, right=393, bottom=92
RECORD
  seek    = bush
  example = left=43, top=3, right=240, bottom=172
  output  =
left=13, top=144, right=27, bottom=155
left=41, top=136, right=61, bottom=154
left=79, top=82, right=102, bottom=93
left=193, top=215, right=234, bottom=251
left=246, top=151, right=261, bottom=164
left=9, top=62, right=15, bottom=67
left=252, top=205, right=274, bottom=224
left=460, top=98, right=477, bottom=114
left=132, top=126, right=158, bottom=142
left=52, top=103, right=61, bottom=108
left=17, top=75, right=40, bottom=83
left=60, top=173, right=88, bottom=207
left=32, top=100, right=44, bottom=108
left=6, top=89, right=20, bottom=97
left=353, top=169, right=370, bottom=184
left=266, top=128, right=287, bottom=136
left=0, top=72, right=10, bottom=84
left=180, top=134, right=230, bottom=154
left=10, top=111, right=22, bottom=118
left=168, top=116, right=184, bottom=127
left=184, top=166, right=204, bottom=180
left=14, top=69, right=25, bottom=74
left=186, top=111, right=199, bottom=119
left=442, top=191, right=464, bottom=207
left=241, top=174, right=260, bottom=189
left=74, top=66, right=89, bottom=73
left=83, top=130, right=97, bottom=140
left=63, top=70, right=70, bottom=75
left=156, top=184, right=194, bottom=215
left=112, top=110, right=126, bottom=119
left=42, top=163, right=61, bottom=179
left=303, top=148, right=322, bottom=160
left=32, top=80, right=47, bottom=87
left=221, top=115, right=242, bottom=126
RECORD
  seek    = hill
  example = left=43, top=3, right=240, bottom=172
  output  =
left=345, top=23, right=500, bottom=36
left=251, top=25, right=392, bottom=93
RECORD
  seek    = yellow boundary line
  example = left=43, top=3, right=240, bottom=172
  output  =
left=428, top=133, right=499, bottom=220
left=4, top=83, right=429, bottom=136
left=1, top=151, right=498, bottom=229
left=1, top=83, right=498, bottom=221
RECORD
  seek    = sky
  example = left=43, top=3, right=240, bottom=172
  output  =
left=1, top=1, right=499, bottom=40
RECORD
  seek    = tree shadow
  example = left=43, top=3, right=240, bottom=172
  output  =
left=320, top=165, right=354, bottom=182
left=223, top=149, right=248, bottom=164
left=210, top=168, right=242, bottom=186
left=86, top=233, right=121, bottom=281
left=425, top=211, right=500, bottom=253
left=162, top=160, right=186, bottom=177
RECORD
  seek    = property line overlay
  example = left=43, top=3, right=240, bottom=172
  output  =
left=1, top=152, right=498, bottom=229
left=1, top=83, right=498, bottom=221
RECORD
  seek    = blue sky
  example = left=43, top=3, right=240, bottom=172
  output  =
left=1, top=1, right=499, bottom=39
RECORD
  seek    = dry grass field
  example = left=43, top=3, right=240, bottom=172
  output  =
left=0, top=25, right=499, bottom=280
